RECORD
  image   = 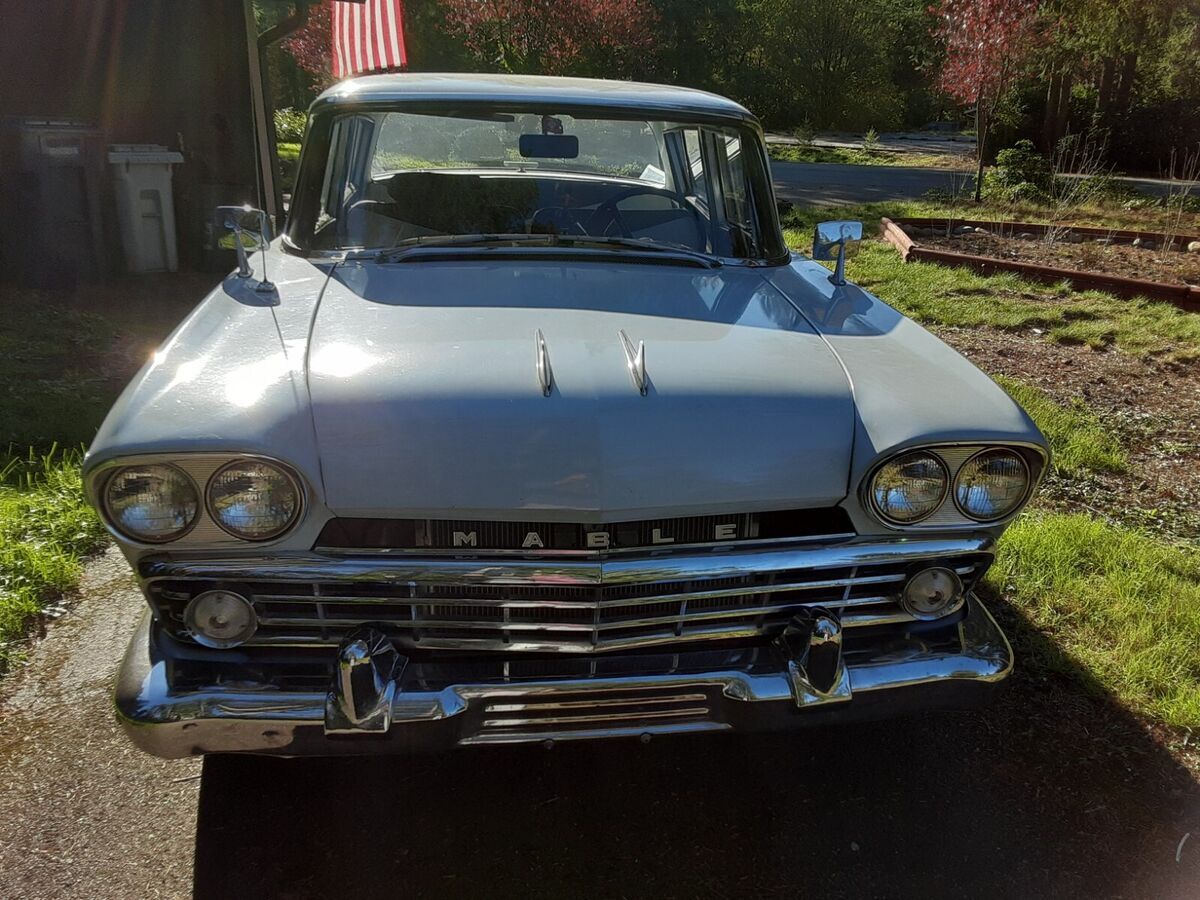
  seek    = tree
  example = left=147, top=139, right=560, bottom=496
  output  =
left=931, top=0, right=1040, bottom=200
left=439, top=0, right=659, bottom=78
left=281, top=1, right=334, bottom=86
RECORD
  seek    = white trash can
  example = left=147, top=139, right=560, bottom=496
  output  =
left=107, top=144, right=184, bottom=273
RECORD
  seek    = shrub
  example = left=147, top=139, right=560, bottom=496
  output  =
left=273, top=107, right=307, bottom=144
left=987, top=139, right=1052, bottom=202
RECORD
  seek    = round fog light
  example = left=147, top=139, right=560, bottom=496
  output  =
left=901, top=567, right=964, bottom=620
left=184, top=590, right=258, bottom=648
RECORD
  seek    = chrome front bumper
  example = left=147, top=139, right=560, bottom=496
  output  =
left=115, top=595, right=1013, bottom=758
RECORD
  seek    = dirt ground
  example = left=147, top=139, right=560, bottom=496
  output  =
left=921, top=230, right=1200, bottom=287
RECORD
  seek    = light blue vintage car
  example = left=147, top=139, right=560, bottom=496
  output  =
left=84, top=74, right=1047, bottom=758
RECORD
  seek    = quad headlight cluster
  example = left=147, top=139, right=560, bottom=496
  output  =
left=869, top=447, right=1032, bottom=526
left=102, top=459, right=302, bottom=543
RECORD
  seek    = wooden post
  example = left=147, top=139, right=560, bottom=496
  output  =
left=242, top=0, right=277, bottom=223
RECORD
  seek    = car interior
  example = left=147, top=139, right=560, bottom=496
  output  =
left=311, top=111, right=758, bottom=258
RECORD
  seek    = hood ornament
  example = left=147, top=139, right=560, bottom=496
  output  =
left=618, top=329, right=648, bottom=396
left=534, top=329, right=553, bottom=397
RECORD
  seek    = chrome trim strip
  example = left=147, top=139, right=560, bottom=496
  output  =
left=618, top=328, right=648, bottom=395
left=483, top=694, right=708, bottom=712
left=139, top=535, right=993, bottom=588
left=534, top=328, right=553, bottom=397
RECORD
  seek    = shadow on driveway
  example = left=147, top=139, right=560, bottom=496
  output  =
left=194, top=601, right=1200, bottom=899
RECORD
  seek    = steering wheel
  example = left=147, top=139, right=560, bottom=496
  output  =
left=588, top=185, right=689, bottom=239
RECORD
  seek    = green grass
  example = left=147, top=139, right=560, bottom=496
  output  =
left=992, top=513, right=1200, bottom=729
left=0, top=298, right=117, bottom=448
left=277, top=142, right=301, bottom=193
left=0, top=448, right=107, bottom=672
left=781, top=203, right=1200, bottom=359
left=991, top=376, right=1126, bottom=476
left=767, top=143, right=968, bottom=170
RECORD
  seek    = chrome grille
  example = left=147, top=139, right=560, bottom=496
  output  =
left=147, top=554, right=988, bottom=654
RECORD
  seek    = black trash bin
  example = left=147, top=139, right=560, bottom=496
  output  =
left=0, top=118, right=108, bottom=287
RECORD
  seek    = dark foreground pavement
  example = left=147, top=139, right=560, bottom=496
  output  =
left=195, top=603, right=1200, bottom=899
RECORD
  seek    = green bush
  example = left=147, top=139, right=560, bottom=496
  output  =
left=987, top=139, right=1052, bottom=202
left=273, top=107, right=307, bottom=144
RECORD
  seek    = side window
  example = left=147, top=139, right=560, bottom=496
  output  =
left=682, top=128, right=708, bottom=201
left=715, top=134, right=757, bottom=255
left=319, top=115, right=374, bottom=230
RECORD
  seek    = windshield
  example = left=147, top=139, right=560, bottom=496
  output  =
left=289, top=107, right=784, bottom=262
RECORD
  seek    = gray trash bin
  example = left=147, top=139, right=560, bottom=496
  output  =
left=108, top=144, right=184, bottom=273
left=0, top=118, right=107, bottom=286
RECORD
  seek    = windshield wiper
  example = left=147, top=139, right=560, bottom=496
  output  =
left=548, top=235, right=722, bottom=268
left=353, top=233, right=540, bottom=261
left=358, top=233, right=722, bottom=268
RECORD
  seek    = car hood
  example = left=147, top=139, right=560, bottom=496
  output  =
left=309, top=259, right=855, bottom=520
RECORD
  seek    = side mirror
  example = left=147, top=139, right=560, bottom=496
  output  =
left=812, top=220, right=863, bottom=286
left=215, top=205, right=274, bottom=291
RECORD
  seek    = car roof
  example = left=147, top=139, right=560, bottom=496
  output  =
left=312, top=73, right=757, bottom=124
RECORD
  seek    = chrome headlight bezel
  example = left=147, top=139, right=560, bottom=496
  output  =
left=952, top=448, right=1032, bottom=522
left=862, top=443, right=1046, bottom=530
left=867, top=450, right=950, bottom=525
left=205, top=458, right=304, bottom=542
left=101, top=463, right=201, bottom=544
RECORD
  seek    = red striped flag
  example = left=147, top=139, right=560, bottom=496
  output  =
left=331, top=0, right=407, bottom=80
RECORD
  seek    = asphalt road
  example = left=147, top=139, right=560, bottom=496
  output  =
left=770, top=160, right=1195, bottom=206
left=771, top=160, right=973, bottom=207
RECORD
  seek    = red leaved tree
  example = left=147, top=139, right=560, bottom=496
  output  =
left=931, top=0, right=1041, bottom=200
left=441, top=0, right=658, bottom=77
left=283, top=2, right=335, bottom=87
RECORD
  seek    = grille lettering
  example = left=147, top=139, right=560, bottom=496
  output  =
left=452, top=531, right=478, bottom=547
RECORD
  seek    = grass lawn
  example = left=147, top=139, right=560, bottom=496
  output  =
left=277, top=141, right=301, bottom=193
left=767, top=142, right=971, bottom=170
left=0, top=450, right=107, bottom=671
left=993, top=513, right=1200, bottom=729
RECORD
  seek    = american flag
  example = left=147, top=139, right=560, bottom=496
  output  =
left=331, top=0, right=407, bottom=80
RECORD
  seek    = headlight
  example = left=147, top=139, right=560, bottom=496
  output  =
left=954, top=449, right=1029, bottom=521
left=104, top=465, right=199, bottom=542
left=208, top=459, right=301, bottom=540
left=870, top=451, right=948, bottom=524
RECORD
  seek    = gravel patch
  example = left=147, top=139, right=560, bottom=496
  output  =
left=0, top=548, right=198, bottom=899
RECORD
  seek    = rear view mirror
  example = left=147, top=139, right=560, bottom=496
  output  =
left=519, top=134, right=579, bottom=159
left=812, top=220, right=863, bottom=286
